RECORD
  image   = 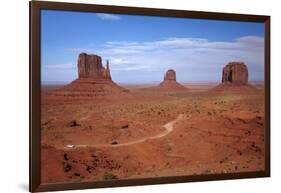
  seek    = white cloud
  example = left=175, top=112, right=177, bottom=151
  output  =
left=42, top=63, right=78, bottom=83
left=66, top=36, right=264, bottom=83
left=66, top=48, right=96, bottom=53
left=237, top=35, right=264, bottom=44
left=96, top=13, right=120, bottom=21
left=101, top=36, right=264, bottom=54
left=44, top=63, right=76, bottom=69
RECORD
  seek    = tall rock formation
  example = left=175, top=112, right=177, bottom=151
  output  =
left=78, top=53, right=111, bottom=79
left=158, top=69, right=188, bottom=91
left=45, top=53, right=129, bottom=101
left=222, top=62, right=248, bottom=84
left=212, top=61, right=256, bottom=92
left=164, top=69, right=176, bottom=81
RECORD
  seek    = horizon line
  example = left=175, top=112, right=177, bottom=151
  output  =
left=41, top=80, right=265, bottom=86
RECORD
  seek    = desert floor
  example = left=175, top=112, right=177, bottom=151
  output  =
left=41, top=84, right=265, bottom=183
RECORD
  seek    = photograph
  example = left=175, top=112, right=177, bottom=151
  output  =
left=40, top=9, right=266, bottom=184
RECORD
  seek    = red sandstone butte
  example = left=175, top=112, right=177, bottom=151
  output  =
left=45, top=53, right=129, bottom=101
left=222, top=62, right=248, bottom=84
left=164, top=69, right=177, bottom=81
left=158, top=69, right=188, bottom=91
left=78, top=53, right=111, bottom=80
left=213, top=62, right=257, bottom=92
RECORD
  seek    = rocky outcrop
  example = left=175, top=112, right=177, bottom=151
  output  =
left=212, top=62, right=256, bottom=93
left=164, top=69, right=176, bottom=81
left=158, top=69, right=188, bottom=91
left=222, top=62, right=248, bottom=84
left=78, top=53, right=111, bottom=79
left=45, top=53, right=129, bottom=101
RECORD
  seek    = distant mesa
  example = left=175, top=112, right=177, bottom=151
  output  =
left=47, top=53, right=129, bottom=100
left=222, top=62, right=248, bottom=84
left=164, top=69, right=176, bottom=81
left=157, top=69, right=188, bottom=91
left=212, top=62, right=257, bottom=92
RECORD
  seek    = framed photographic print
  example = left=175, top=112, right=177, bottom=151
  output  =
left=30, top=1, right=270, bottom=192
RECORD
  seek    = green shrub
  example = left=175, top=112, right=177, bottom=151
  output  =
left=103, top=171, right=118, bottom=180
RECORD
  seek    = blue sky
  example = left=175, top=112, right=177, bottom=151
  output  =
left=41, top=10, right=265, bottom=84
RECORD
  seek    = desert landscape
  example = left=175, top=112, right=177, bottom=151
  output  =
left=41, top=53, right=265, bottom=183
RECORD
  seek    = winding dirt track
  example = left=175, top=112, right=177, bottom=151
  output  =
left=65, top=114, right=188, bottom=149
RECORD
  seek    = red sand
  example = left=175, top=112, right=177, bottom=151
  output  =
left=212, top=82, right=258, bottom=93
left=41, top=83, right=265, bottom=183
left=158, top=80, right=188, bottom=91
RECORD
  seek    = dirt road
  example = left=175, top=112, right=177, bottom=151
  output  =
left=65, top=113, right=188, bottom=149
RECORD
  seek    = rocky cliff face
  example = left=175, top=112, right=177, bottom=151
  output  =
left=212, top=62, right=256, bottom=93
left=222, top=62, right=248, bottom=84
left=78, top=53, right=111, bottom=79
left=164, top=69, right=176, bottom=81
left=158, top=69, right=188, bottom=91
